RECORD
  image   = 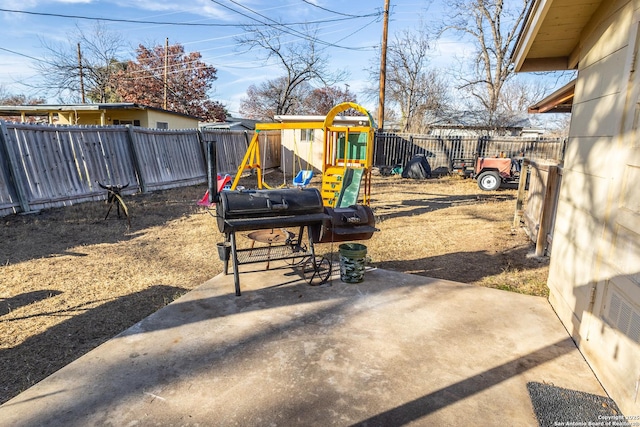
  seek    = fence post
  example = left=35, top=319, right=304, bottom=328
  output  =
left=126, top=125, right=147, bottom=193
left=196, top=129, right=208, bottom=171
left=373, top=131, right=380, bottom=165
left=476, top=135, right=486, bottom=157
left=513, top=158, right=530, bottom=228
left=0, top=120, right=30, bottom=213
left=535, top=164, right=559, bottom=256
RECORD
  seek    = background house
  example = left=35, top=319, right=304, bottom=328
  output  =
left=512, top=0, right=640, bottom=414
left=426, top=112, right=545, bottom=138
left=200, top=116, right=258, bottom=131
left=0, top=103, right=201, bottom=129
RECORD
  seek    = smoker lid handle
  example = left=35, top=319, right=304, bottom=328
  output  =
left=267, top=198, right=289, bottom=211
left=341, top=214, right=362, bottom=223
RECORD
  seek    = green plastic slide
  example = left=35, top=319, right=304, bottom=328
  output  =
left=336, top=168, right=364, bottom=207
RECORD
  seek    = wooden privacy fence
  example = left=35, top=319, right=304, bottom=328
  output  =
left=513, top=159, right=563, bottom=256
left=0, top=122, right=280, bottom=217
left=1, top=121, right=560, bottom=218
left=374, top=133, right=565, bottom=172
left=201, top=129, right=280, bottom=174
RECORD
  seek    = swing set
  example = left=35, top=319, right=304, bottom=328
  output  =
left=229, top=102, right=376, bottom=207
left=290, top=130, right=314, bottom=187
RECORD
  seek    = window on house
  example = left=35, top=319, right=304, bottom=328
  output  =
left=156, top=122, right=169, bottom=129
left=112, top=119, right=141, bottom=127
left=300, top=129, right=314, bottom=142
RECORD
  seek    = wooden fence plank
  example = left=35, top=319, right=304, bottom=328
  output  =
left=129, top=127, right=206, bottom=192
left=518, top=159, right=562, bottom=256
left=201, top=130, right=249, bottom=176
left=513, top=159, right=530, bottom=228
left=536, top=164, right=561, bottom=256
left=0, top=121, right=27, bottom=214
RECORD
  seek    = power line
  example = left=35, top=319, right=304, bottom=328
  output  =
left=299, top=0, right=366, bottom=18
left=208, top=0, right=378, bottom=51
left=0, top=46, right=56, bottom=66
left=330, top=16, right=381, bottom=47
left=0, top=7, right=379, bottom=28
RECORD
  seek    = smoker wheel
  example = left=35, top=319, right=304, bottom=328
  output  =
left=302, top=256, right=332, bottom=286
left=285, top=243, right=308, bottom=266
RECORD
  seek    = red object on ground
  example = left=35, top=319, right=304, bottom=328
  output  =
left=475, top=157, right=512, bottom=179
left=197, top=174, right=231, bottom=206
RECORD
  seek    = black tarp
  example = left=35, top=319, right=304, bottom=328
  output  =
left=401, top=154, right=431, bottom=179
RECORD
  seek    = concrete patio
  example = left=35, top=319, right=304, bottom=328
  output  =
left=0, top=264, right=608, bottom=426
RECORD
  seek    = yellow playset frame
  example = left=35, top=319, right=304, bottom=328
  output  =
left=230, top=102, right=376, bottom=207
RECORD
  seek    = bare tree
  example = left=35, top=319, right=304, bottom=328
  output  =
left=35, top=22, right=126, bottom=103
left=0, top=85, right=46, bottom=122
left=240, top=77, right=311, bottom=120
left=497, top=78, right=548, bottom=123
left=0, top=92, right=45, bottom=105
left=368, top=25, right=451, bottom=133
left=0, top=84, right=45, bottom=105
left=237, top=25, right=347, bottom=118
left=445, top=0, right=528, bottom=126
left=0, top=85, right=8, bottom=103
left=240, top=78, right=357, bottom=120
left=302, top=85, right=358, bottom=115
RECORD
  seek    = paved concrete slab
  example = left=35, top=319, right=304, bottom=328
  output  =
left=0, top=265, right=606, bottom=426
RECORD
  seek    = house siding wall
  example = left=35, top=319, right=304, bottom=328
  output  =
left=55, top=109, right=198, bottom=129
left=145, top=110, right=199, bottom=129
left=547, top=0, right=640, bottom=414
left=281, top=129, right=323, bottom=174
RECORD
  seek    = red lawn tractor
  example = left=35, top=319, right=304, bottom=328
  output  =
left=474, top=157, right=522, bottom=191
left=451, top=156, right=523, bottom=191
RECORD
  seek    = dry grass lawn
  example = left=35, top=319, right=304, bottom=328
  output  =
left=0, top=171, right=548, bottom=404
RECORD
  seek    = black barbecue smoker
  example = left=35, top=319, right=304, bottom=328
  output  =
left=206, top=141, right=377, bottom=296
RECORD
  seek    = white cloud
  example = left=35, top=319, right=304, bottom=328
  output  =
left=106, top=0, right=231, bottom=20
left=2, top=0, right=39, bottom=8
left=3, top=0, right=93, bottom=8
left=0, top=54, right=41, bottom=95
left=430, top=36, right=475, bottom=69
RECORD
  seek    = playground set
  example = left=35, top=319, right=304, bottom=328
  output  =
left=230, top=102, right=376, bottom=208
left=203, top=103, right=378, bottom=296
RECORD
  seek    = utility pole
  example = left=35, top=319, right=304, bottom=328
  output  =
left=377, top=0, right=390, bottom=130
left=77, top=43, right=86, bottom=103
left=163, top=37, right=169, bottom=110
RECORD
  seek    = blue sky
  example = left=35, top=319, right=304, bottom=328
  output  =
left=0, top=0, right=531, bottom=117
left=0, top=0, right=477, bottom=115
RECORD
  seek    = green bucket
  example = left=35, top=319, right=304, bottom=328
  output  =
left=338, top=243, right=367, bottom=283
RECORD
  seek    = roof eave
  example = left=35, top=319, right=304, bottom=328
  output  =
left=512, top=0, right=555, bottom=72
left=0, top=103, right=203, bottom=121
left=528, top=79, right=575, bottom=114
